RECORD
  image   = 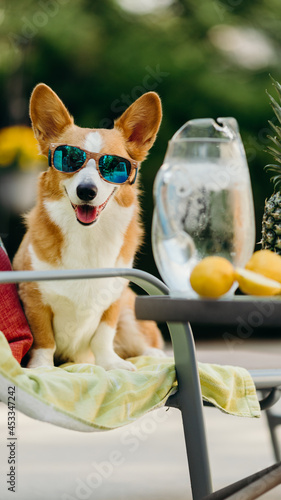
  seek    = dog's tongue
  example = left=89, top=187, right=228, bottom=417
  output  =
left=76, top=205, right=98, bottom=224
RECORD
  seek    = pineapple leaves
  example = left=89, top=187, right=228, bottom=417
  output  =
left=267, top=135, right=281, bottom=150
left=266, top=143, right=281, bottom=161
left=269, top=75, right=281, bottom=101
left=266, top=77, right=281, bottom=126
left=264, top=164, right=281, bottom=192
left=265, top=78, right=281, bottom=193
left=266, top=149, right=281, bottom=166
left=268, top=120, right=281, bottom=138
left=266, top=91, right=281, bottom=125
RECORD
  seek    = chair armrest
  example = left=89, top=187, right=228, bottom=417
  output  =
left=0, top=268, right=169, bottom=296
left=250, top=369, right=281, bottom=390
left=249, top=370, right=281, bottom=410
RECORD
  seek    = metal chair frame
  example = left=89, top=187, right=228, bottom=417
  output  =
left=1, top=267, right=281, bottom=499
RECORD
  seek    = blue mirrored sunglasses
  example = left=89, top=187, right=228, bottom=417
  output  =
left=48, top=144, right=138, bottom=185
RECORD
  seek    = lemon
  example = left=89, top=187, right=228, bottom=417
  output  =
left=235, top=268, right=281, bottom=296
left=245, top=249, right=281, bottom=283
left=190, top=256, right=235, bottom=298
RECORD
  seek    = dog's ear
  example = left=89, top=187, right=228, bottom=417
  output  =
left=30, top=84, right=73, bottom=156
left=114, top=92, right=162, bottom=162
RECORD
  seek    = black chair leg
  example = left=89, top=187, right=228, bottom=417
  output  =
left=167, top=321, right=213, bottom=500
left=265, top=408, right=281, bottom=462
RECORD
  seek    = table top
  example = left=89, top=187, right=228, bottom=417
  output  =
left=135, top=295, right=281, bottom=327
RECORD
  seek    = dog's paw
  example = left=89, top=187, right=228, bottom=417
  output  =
left=108, top=359, right=137, bottom=371
left=142, top=347, right=167, bottom=358
left=27, top=348, right=55, bottom=369
left=96, top=354, right=137, bottom=371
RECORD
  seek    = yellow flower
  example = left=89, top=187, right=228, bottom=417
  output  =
left=0, top=126, right=46, bottom=170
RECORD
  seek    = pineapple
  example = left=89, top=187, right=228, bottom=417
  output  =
left=262, top=77, right=281, bottom=254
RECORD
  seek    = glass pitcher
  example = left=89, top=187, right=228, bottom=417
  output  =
left=152, top=117, right=255, bottom=297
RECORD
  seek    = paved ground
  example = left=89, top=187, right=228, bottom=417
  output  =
left=0, top=340, right=281, bottom=500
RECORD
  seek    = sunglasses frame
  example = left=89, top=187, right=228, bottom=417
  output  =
left=48, top=143, right=139, bottom=185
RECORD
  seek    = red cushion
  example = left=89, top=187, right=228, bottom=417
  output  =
left=0, top=248, right=33, bottom=363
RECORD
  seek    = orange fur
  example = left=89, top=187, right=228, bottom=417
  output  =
left=17, top=281, right=55, bottom=350
left=114, top=288, right=164, bottom=359
left=115, top=92, right=162, bottom=162
left=118, top=209, right=143, bottom=265
left=30, top=84, right=74, bottom=156
left=101, top=300, right=121, bottom=328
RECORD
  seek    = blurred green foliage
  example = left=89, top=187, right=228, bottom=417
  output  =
left=1, top=0, right=281, bottom=276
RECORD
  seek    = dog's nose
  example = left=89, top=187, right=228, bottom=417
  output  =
left=77, top=183, right=98, bottom=202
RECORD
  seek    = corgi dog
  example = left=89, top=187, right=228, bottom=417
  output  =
left=13, top=83, right=164, bottom=370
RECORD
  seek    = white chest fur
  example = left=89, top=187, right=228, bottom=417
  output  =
left=29, top=197, right=135, bottom=361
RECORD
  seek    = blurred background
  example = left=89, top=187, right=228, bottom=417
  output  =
left=1, top=0, right=281, bottom=279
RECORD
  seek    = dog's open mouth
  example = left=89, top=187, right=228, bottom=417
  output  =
left=74, top=205, right=100, bottom=225
left=71, top=190, right=116, bottom=226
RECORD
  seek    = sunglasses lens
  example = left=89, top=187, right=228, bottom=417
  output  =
left=53, top=146, right=86, bottom=172
left=99, top=155, right=131, bottom=184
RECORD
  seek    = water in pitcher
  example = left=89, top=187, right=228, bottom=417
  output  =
left=152, top=159, right=255, bottom=295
